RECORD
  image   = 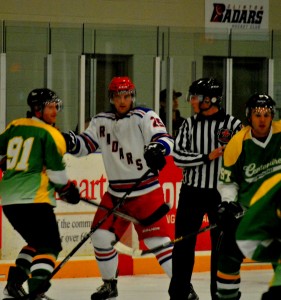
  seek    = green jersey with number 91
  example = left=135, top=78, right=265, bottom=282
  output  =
left=0, top=117, right=68, bottom=206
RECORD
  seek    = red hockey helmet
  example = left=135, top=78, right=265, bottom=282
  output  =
left=108, top=77, right=136, bottom=103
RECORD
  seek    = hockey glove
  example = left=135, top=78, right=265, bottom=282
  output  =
left=216, top=201, right=244, bottom=232
left=0, top=156, right=7, bottom=171
left=62, top=130, right=77, bottom=153
left=271, top=188, right=281, bottom=219
left=144, top=142, right=166, bottom=172
left=56, top=181, right=80, bottom=205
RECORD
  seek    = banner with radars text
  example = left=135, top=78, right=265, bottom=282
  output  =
left=205, top=0, right=268, bottom=39
left=0, top=154, right=211, bottom=260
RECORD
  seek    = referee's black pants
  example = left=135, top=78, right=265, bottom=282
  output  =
left=169, top=185, right=221, bottom=300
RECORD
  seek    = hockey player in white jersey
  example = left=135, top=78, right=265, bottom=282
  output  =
left=63, top=76, right=174, bottom=300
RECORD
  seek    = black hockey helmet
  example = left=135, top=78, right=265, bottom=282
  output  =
left=27, top=88, right=62, bottom=115
left=188, top=78, right=223, bottom=105
left=245, top=93, right=276, bottom=120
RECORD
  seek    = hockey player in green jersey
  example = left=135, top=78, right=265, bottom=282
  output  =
left=233, top=94, right=281, bottom=299
left=216, top=93, right=279, bottom=299
left=0, top=88, right=80, bottom=300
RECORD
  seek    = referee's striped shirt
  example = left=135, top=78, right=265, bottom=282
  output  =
left=173, top=109, right=242, bottom=189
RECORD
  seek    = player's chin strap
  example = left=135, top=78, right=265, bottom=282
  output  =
left=113, top=210, right=246, bottom=257
left=12, top=169, right=154, bottom=300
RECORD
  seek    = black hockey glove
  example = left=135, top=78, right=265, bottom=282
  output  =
left=269, top=188, right=281, bottom=219
left=62, top=130, right=77, bottom=153
left=216, top=201, right=244, bottom=232
left=0, top=156, right=7, bottom=172
left=144, top=142, right=166, bottom=172
left=56, top=181, right=80, bottom=205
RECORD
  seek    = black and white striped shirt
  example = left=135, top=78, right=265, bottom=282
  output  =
left=173, top=109, right=242, bottom=189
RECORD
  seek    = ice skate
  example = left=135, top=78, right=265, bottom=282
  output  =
left=40, top=293, right=55, bottom=300
left=261, top=286, right=281, bottom=300
left=3, top=292, right=55, bottom=300
left=3, top=285, right=26, bottom=299
left=3, top=266, right=28, bottom=299
left=188, top=283, right=199, bottom=300
left=91, top=279, right=118, bottom=300
left=3, top=284, right=27, bottom=299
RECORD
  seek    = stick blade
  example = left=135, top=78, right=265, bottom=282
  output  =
left=113, top=241, right=143, bottom=257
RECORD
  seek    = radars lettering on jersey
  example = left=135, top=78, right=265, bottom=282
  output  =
left=72, top=107, right=174, bottom=198
left=99, top=124, right=143, bottom=169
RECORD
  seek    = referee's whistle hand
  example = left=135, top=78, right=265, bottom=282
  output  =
left=208, top=146, right=225, bottom=160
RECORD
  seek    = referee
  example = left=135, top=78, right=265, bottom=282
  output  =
left=168, top=78, right=243, bottom=300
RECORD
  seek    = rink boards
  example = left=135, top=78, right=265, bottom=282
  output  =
left=0, top=154, right=271, bottom=280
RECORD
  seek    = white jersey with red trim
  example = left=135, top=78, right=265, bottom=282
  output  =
left=72, top=107, right=174, bottom=197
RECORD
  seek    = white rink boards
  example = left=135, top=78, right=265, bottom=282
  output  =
left=0, top=269, right=273, bottom=300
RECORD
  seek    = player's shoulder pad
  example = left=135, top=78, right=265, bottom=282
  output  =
left=28, top=118, right=66, bottom=155
left=131, top=107, right=154, bottom=119
left=223, top=125, right=251, bottom=167
left=95, top=111, right=115, bottom=119
left=230, top=125, right=250, bottom=140
left=46, top=128, right=66, bottom=156
left=272, top=120, right=281, bottom=134
left=133, top=106, right=152, bottom=113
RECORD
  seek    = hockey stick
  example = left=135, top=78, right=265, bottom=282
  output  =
left=81, top=198, right=171, bottom=227
left=50, top=169, right=152, bottom=275
left=49, top=169, right=152, bottom=274
left=13, top=169, right=153, bottom=300
left=80, top=198, right=141, bottom=224
left=113, top=210, right=246, bottom=257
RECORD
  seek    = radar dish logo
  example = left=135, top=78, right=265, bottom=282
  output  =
left=210, top=3, right=264, bottom=29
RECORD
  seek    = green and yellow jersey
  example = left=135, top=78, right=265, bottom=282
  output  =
left=219, top=120, right=281, bottom=208
left=0, top=117, right=68, bottom=206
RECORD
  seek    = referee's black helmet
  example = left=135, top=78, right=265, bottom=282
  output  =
left=188, top=77, right=223, bottom=105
